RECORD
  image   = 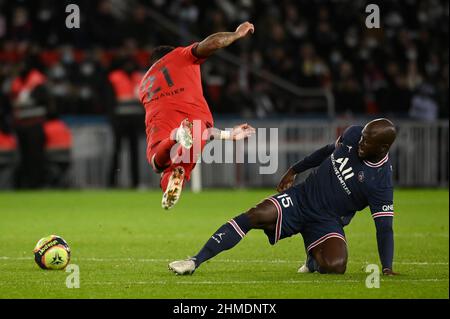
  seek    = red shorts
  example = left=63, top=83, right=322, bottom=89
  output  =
left=146, top=111, right=213, bottom=176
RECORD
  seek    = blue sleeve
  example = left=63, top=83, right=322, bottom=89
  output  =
left=374, top=216, right=394, bottom=270
left=341, top=125, right=363, bottom=148
left=368, top=170, right=395, bottom=270
left=291, top=143, right=335, bottom=174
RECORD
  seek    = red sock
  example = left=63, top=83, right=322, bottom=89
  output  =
left=160, top=168, right=172, bottom=191
left=160, top=165, right=188, bottom=192
left=153, top=137, right=178, bottom=171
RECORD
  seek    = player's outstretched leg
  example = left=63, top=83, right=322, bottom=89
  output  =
left=299, top=237, right=348, bottom=274
left=168, top=199, right=277, bottom=275
left=160, top=119, right=208, bottom=210
left=150, top=119, right=193, bottom=173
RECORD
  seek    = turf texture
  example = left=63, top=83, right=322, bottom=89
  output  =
left=0, top=189, right=448, bottom=299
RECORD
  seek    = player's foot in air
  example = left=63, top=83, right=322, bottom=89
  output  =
left=161, top=166, right=185, bottom=210
left=168, top=258, right=196, bottom=275
left=175, top=118, right=193, bottom=149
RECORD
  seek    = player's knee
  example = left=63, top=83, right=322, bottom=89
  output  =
left=319, top=257, right=347, bottom=274
left=245, top=202, right=277, bottom=230
left=151, top=154, right=166, bottom=173
left=245, top=207, right=265, bottom=228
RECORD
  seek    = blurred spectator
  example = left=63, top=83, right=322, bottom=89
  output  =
left=409, top=83, right=439, bottom=122
left=122, top=5, right=157, bottom=47
left=0, top=91, right=17, bottom=189
left=107, top=54, right=145, bottom=188
left=375, top=61, right=411, bottom=115
left=334, top=61, right=365, bottom=115
left=74, top=57, right=115, bottom=114
left=10, top=59, right=48, bottom=188
left=296, top=43, right=329, bottom=88
left=91, top=0, right=121, bottom=48
left=43, top=117, right=72, bottom=188
left=10, top=6, right=33, bottom=41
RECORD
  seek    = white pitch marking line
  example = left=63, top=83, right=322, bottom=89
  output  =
left=3, top=275, right=448, bottom=286
left=2, top=279, right=445, bottom=286
left=349, top=233, right=449, bottom=238
left=0, top=256, right=448, bottom=265
left=75, top=278, right=450, bottom=286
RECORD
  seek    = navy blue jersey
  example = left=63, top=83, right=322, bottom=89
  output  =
left=297, top=125, right=394, bottom=225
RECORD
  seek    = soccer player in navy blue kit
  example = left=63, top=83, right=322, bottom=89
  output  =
left=169, top=118, right=398, bottom=276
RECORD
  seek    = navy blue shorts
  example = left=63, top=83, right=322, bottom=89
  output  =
left=264, top=186, right=346, bottom=253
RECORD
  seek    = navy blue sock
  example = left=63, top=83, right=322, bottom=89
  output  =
left=306, top=255, right=320, bottom=273
left=192, top=213, right=251, bottom=268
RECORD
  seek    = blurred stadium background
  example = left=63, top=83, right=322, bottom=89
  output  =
left=0, top=0, right=448, bottom=190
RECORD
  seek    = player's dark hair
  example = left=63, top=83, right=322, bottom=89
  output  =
left=150, top=46, right=175, bottom=65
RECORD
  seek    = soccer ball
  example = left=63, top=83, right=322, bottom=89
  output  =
left=33, top=235, right=71, bottom=270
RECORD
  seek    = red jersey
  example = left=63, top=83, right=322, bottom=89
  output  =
left=139, top=43, right=213, bottom=126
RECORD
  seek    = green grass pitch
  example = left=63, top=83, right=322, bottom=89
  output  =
left=0, top=189, right=448, bottom=299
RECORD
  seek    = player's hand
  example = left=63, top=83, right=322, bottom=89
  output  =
left=277, top=167, right=297, bottom=192
left=382, top=268, right=399, bottom=276
left=235, top=21, right=255, bottom=38
left=230, top=123, right=256, bottom=141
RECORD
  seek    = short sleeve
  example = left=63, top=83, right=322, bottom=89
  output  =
left=177, top=43, right=206, bottom=65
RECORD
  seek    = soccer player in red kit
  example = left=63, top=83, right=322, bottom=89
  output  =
left=139, top=21, right=256, bottom=210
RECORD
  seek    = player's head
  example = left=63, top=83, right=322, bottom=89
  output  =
left=358, top=118, right=396, bottom=160
left=150, top=46, right=175, bottom=65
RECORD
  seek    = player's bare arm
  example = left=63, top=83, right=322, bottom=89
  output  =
left=277, top=168, right=297, bottom=192
left=207, top=123, right=256, bottom=141
left=194, top=21, right=255, bottom=58
left=277, top=142, right=337, bottom=192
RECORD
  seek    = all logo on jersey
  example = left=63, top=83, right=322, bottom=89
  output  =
left=330, top=154, right=353, bottom=195
left=335, top=157, right=354, bottom=180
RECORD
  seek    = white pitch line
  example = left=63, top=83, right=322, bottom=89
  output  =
left=1, top=279, right=446, bottom=286
left=390, top=262, right=449, bottom=265
left=1, top=275, right=449, bottom=287
left=349, top=233, right=449, bottom=238
left=0, top=256, right=448, bottom=265
left=75, top=278, right=450, bottom=286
